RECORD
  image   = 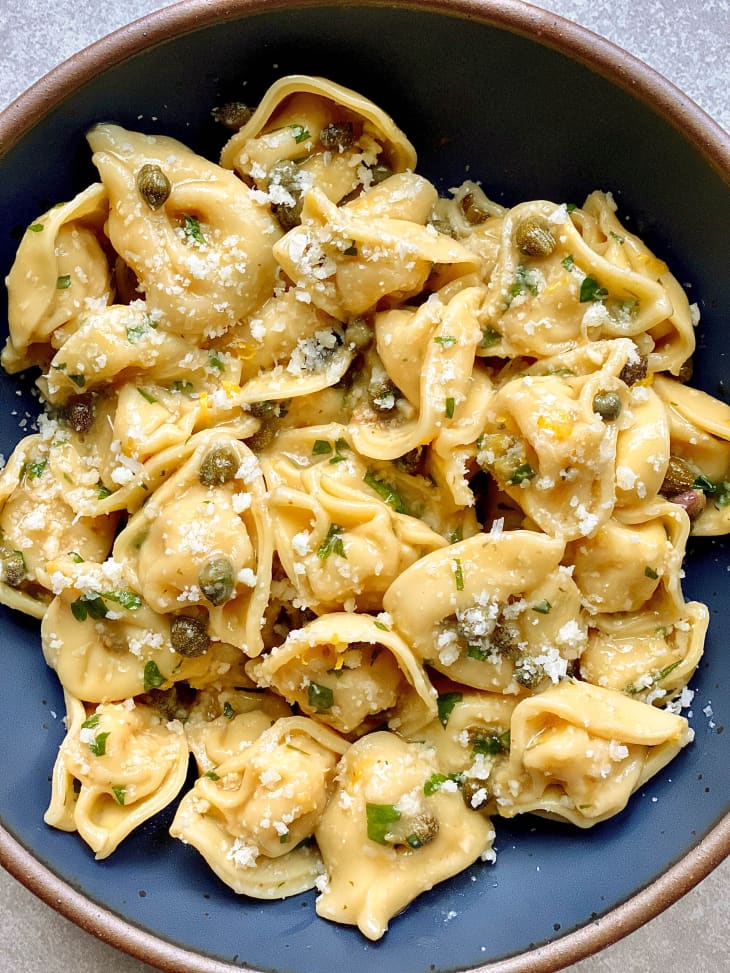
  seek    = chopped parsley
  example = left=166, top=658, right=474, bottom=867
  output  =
left=208, top=349, right=225, bottom=372
left=81, top=714, right=100, bottom=730
left=330, top=438, right=349, bottom=464
left=143, top=660, right=165, bottom=692
left=307, top=681, right=334, bottom=712
left=29, top=222, right=44, bottom=232
left=21, top=458, right=47, bottom=481
left=317, top=523, right=346, bottom=560
left=480, top=327, right=502, bottom=349
left=290, top=124, right=310, bottom=143
left=56, top=274, right=72, bottom=289
left=579, top=275, right=609, bottom=303
left=69, top=373, right=86, bottom=388
left=183, top=214, right=205, bottom=244
left=437, top=691, right=462, bottom=727
left=312, top=439, right=333, bottom=456
left=434, top=335, right=457, bottom=348
left=374, top=620, right=390, bottom=632
left=531, top=599, right=552, bottom=614
left=715, top=481, right=730, bottom=508
left=506, top=265, right=540, bottom=307
left=561, top=254, right=575, bottom=271
left=445, top=397, right=455, bottom=419
left=626, top=659, right=682, bottom=695
left=171, top=380, right=195, bottom=395
left=137, top=387, right=158, bottom=404
left=423, top=772, right=461, bottom=796
left=471, top=730, right=510, bottom=757
left=644, top=566, right=659, bottom=580
left=103, top=590, right=143, bottom=610
left=222, top=701, right=235, bottom=719
left=363, top=469, right=407, bottom=513
left=112, top=785, right=126, bottom=806
left=366, top=802, right=401, bottom=844
left=509, top=463, right=536, bottom=485
left=453, top=558, right=465, bottom=591
left=693, top=474, right=716, bottom=493
left=88, top=731, right=110, bottom=757
left=203, top=771, right=220, bottom=781
left=97, top=480, right=112, bottom=500
left=126, top=316, right=157, bottom=342
left=71, top=593, right=109, bottom=622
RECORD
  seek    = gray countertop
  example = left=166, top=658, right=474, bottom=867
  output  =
left=0, top=2, right=728, bottom=971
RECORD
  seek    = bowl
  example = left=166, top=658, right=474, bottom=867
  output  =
left=0, top=2, right=728, bottom=972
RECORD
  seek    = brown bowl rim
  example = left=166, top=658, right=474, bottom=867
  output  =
left=1, top=2, right=728, bottom=972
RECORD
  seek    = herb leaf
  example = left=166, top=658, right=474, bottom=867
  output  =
left=579, top=276, right=609, bottom=303
left=366, top=802, right=401, bottom=844
left=317, top=524, right=346, bottom=560
left=88, top=731, right=110, bottom=757
left=183, top=214, right=205, bottom=244
left=112, top=785, right=126, bottom=805
left=307, top=681, right=334, bottom=712
left=363, top=469, right=407, bottom=513
left=437, top=691, right=463, bottom=727
left=143, top=660, right=165, bottom=692
left=56, top=274, right=72, bottom=290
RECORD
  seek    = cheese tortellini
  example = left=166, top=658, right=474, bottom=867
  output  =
left=0, top=75, right=725, bottom=940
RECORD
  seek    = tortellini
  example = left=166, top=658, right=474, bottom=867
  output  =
left=0, top=75, right=722, bottom=941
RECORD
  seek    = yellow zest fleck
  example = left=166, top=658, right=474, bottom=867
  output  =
left=234, top=341, right=257, bottom=361
left=636, top=253, right=668, bottom=276
left=199, top=392, right=209, bottom=416
left=636, top=373, right=655, bottom=388
left=543, top=274, right=569, bottom=295
left=222, top=381, right=241, bottom=399
left=537, top=410, right=573, bottom=440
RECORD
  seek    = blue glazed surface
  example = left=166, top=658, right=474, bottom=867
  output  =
left=0, top=6, right=727, bottom=972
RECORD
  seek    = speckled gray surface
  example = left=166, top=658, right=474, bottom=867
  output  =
left=0, top=2, right=728, bottom=972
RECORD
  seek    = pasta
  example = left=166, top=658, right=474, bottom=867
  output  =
left=0, top=74, right=727, bottom=940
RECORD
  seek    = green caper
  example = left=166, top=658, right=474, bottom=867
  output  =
left=0, top=548, right=26, bottom=588
left=514, top=216, right=556, bottom=257
left=248, top=400, right=285, bottom=419
left=170, top=615, right=209, bottom=657
left=678, top=357, right=694, bottom=383
left=461, top=777, right=490, bottom=811
left=618, top=353, right=648, bottom=387
left=343, top=317, right=373, bottom=351
left=211, top=101, right=253, bottom=131
left=269, top=159, right=304, bottom=230
left=136, top=164, right=171, bottom=210
left=246, top=423, right=277, bottom=453
left=199, top=557, right=235, bottom=606
left=513, top=658, right=545, bottom=689
left=460, top=192, right=490, bottom=226
left=199, top=444, right=239, bottom=486
left=427, top=217, right=456, bottom=237
left=369, top=163, right=393, bottom=185
left=659, top=455, right=696, bottom=496
left=592, top=391, right=622, bottom=421
left=368, top=375, right=399, bottom=413
left=64, top=397, right=94, bottom=434
left=396, top=809, right=439, bottom=849
left=319, top=121, right=355, bottom=151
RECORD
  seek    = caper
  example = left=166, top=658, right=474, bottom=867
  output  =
left=427, top=217, right=456, bottom=238
left=395, top=446, right=425, bottom=476
left=64, top=397, right=94, bottom=434
left=618, top=353, right=648, bottom=387
left=460, top=192, right=490, bottom=226
left=397, top=809, right=439, bottom=849
left=368, top=375, right=399, bottom=413
left=247, top=423, right=277, bottom=453
left=592, top=391, right=622, bottom=421
left=678, top=357, right=694, bottom=383
left=136, top=164, right=171, bottom=210
left=369, top=163, right=393, bottom=185
left=343, top=317, right=373, bottom=351
left=319, top=121, right=355, bottom=151
left=199, top=444, right=239, bottom=486
left=0, top=548, right=26, bottom=588
left=248, top=400, right=286, bottom=419
left=170, top=615, right=209, bottom=657
left=461, top=777, right=490, bottom=811
left=211, top=101, right=253, bottom=131
left=199, top=557, right=235, bottom=606
left=514, top=216, right=556, bottom=257
left=269, top=159, right=304, bottom=231
left=659, top=455, right=696, bottom=496
left=513, top=658, right=545, bottom=689
left=668, top=488, right=707, bottom=521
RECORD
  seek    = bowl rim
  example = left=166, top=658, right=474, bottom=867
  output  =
left=0, top=1, right=728, bottom=972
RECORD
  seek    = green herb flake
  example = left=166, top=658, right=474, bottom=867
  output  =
left=561, top=254, right=575, bottom=271
left=312, top=439, right=333, bottom=456
left=290, top=124, right=311, bottom=144
left=453, top=557, right=465, bottom=591
left=579, top=275, right=609, bottom=303
left=466, top=643, right=490, bottom=661
left=644, top=566, right=659, bottom=580
left=609, top=230, right=626, bottom=244
left=69, top=373, right=86, bottom=388
left=715, top=481, right=730, bottom=509
left=80, top=713, right=100, bottom=730
left=96, top=480, right=112, bottom=500
left=21, top=458, right=47, bottom=481
left=434, top=335, right=457, bottom=348
left=565, top=203, right=577, bottom=213
left=471, top=730, right=510, bottom=757
left=126, top=316, right=156, bottom=342
left=103, top=589, right=143, bottom=611
left=448, top=526, right=463, bottom=544
left=88, top=731, right=110, bottom=757
left=509, top=463, right=536, bottom=485
left=424, top=773, right=448, bottom=796
left=437, top=691, right=463, bottom=727
left=143, top=660, right=165, bottom=692
left=222, top=701, right=235, bottom=720
left=329, top=438, right=350, bottom=464
left=203, top=771, right=220, bottom=781
left=693, top=474, right=716, bottom=493
left=70, top=593, right=108, bottom=622
left=183, top=214, right=205, bottom=244
left=29, top=222, right=44, bottom=233
left=171, top=380, right=195, bottom=395
left=56, top=274, right=72, bottom=290
left=480, top=327, right=502, bottom=349
left=307, top=681, right=334, bottom=712
left=112, top=785, right=126, bottom=806
left=363, top=469, right=407, bottom=513
left=445, top=397, right=455, bottom=420
left=317, top=523, right=346, bottom=560
left=531, top=599, right=552, bottom=614
left=137, top=387, right=158, bottom=404
left=374, top=620, right=390, bottom=632
left=366, top=802, right=401, bottom=844
left=208, top=350, right=225, bottom=372
left=68, top=552, right=85, bottom=563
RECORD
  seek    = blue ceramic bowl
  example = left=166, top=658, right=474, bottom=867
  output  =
left=0, top=2, right=728, bottom=971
